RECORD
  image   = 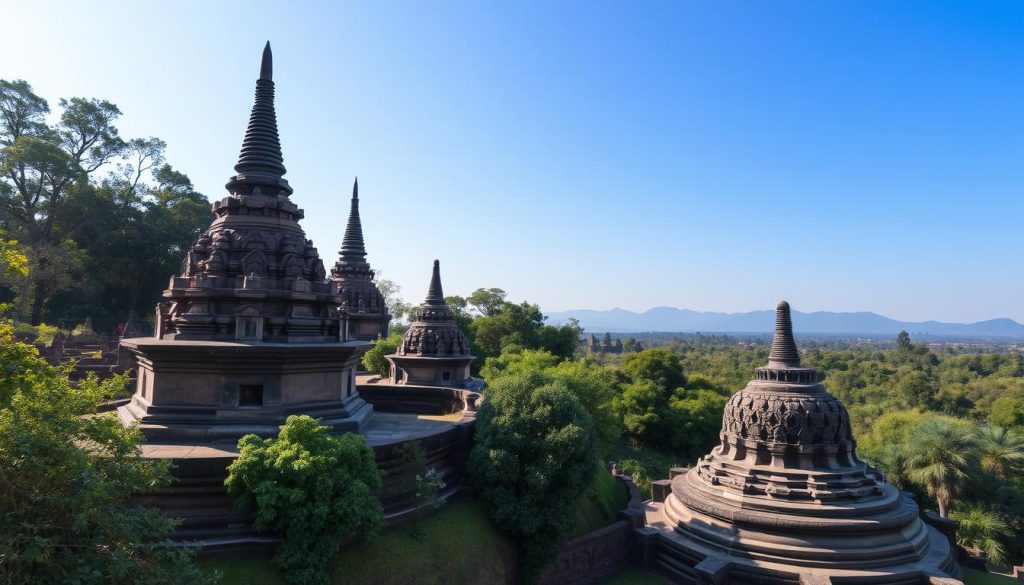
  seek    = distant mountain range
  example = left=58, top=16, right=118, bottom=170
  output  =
left=545, top=307, right=1024, bottom=338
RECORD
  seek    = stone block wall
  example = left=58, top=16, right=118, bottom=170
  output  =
left=537, top=474, right=645, bottom=585
left=538, top=521, right=632, bottom=585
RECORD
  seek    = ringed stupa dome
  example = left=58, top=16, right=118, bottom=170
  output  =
left=649, top=301, right=961, bottom=585
left=384, top=260, right=474, bottom=388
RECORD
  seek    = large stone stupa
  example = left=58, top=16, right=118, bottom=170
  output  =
left=118, top=42, right=373, bottom=442
left=646, top=301, right=962, bottom=585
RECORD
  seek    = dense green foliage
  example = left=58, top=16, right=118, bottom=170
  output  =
left=612, top=349, right=730, bottom=459
left=482, top=348, right=620, bottom=453
left=469, top=371, right=598, bottom=582
left=444, top=288, right=583, bottom=370
left=0, top=78, right=209, bottom=331
left=0, top=322, right=209, bottom=584
left=225, top=416, right=384, bottom=585
left=361, top=331, right=404, bottom=377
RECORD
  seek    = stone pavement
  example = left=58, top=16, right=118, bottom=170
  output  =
left=138, top=412, right=463, bottom=460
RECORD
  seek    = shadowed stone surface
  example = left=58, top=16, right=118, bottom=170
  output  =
left=645, top=301, right=962, bottom=584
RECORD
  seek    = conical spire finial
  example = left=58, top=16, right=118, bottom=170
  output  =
left=337, top=177, right=366, bottom=263
left=260, top=41, right=272, bottom=80
left=232, top=42, right=287, bottom=181
left=767, top=300, right=801, bottom=367
left=424, top=260, right=445, bottom=305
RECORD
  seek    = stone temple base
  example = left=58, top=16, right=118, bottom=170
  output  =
left=129, top=411, right=477, bottom=556
left=356, top=374, right=480, bottom=416
left=641, top=470, right=962, bottom=585
left=118, top=338, right=372, bottom=442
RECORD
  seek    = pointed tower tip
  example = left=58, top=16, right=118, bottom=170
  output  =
left=768, top=300, right=801, bottom=367
left=352, top=177, right=359, bottom=200
left=260, top=41, right=273, bottom=81
left=425, top=260, right=445, bottom=304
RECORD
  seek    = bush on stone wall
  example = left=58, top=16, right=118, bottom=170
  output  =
left=225, top=415, right=384, bottom=585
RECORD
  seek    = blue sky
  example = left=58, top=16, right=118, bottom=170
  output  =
left=2, top=1, right=1022, bottom=322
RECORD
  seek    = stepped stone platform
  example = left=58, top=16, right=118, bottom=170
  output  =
left=133, top=410, right=476, bottom=556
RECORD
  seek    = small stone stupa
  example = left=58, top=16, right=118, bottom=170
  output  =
left=330, top=178, right=391, bottom=341
left=118, top=42, right=373, bottom=441
left=386, top=260, right=474, bottom=388
left=647, top=301, right=961, bottom=584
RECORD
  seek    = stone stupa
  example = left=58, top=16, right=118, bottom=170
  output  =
left=118, top=42, right=373, bottom=441
left=387, top=260, right=474, bottom=388
left=330, top=178, right=391, bottom=341
left=645, top=301, right=962, bottom=585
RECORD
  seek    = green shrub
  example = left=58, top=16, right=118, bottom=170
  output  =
left=225, top=415, right=384, bottom=585
left=362, top=332, right=404, bottom=377
left=0, top=323, right=210, bottom=584
left=469, top=370, right=597, bottom=582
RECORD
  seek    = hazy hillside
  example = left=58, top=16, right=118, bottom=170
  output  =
left=545, top=307, right=1024, bottom=337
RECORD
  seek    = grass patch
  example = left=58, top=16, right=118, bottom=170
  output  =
left=963, top=569, right=1019, bottom=585
left=571, top=463, right=629, bottom=537
left=204, top=497, right=518, bottom=585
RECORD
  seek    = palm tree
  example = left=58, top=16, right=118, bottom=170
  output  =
left=975, top=425, right=1024, bottom=479
left=905, top=419, right=976, bottom=517
left=951, top=507, right=1011, bottom=566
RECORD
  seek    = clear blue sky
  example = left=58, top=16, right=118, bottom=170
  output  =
left=2, top=1, right=1022, bottom=322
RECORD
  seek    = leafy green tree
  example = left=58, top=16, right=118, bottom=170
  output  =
left=481, top=348, right=620, bottom=453
left=377, top=276, right=412, bottom=324
left=0, top=322, right=210, bottom=584
left=896, top=330, right=911, bottom=349
left=614, top=379, right=663, bottom=443
left=991, top=395, right=1024, bottom=430
left=225, top=415, right=384, bottom=585
left=951, top=507, right=1012, bottom=565
left=362, top=331, right=404, bottom=377
left=1, top=79, right=205, bottom=329
left=466, top=287, right=508, bottom=317
left=469, top=371, right=597, bottom=581
left=620, top=348, right=687, bottom=392
left=975, top=426, right=1024, bottom=478
left=905, top=418, right=976, bottom=517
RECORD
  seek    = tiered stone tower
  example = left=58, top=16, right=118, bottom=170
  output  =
left=118, top=43, right=373, bottom=441
left=647, top=301, right=961, bottom=585
left=386, top=260, right=474, bottom=388
left=330, top=178, right=390, bottom=341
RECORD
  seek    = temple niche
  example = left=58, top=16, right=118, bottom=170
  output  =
left=357, top=260, right=481, bottom=414
left=118, top=42, right=373, bottom=441
left=642, top=302, right=962, bottom=585
left=330, top=178, right=391, bottom=341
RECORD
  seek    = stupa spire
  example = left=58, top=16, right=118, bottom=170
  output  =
left=424, top=260, right=445, bottom=305
left=259, top=40, right=272, bottom=80
left=338, top=178, right=367, bottom=264
left=232, top=41, right=287, bottom=180
left=767, top=300, right=801, bottom=368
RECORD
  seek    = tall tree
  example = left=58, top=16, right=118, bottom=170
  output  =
left=905, top=419, right=976, bottom=517
left=0, top=81, right=126, bottom=323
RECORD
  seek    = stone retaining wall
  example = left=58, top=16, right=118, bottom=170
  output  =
left=538, top=474, right=645, bottom=585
